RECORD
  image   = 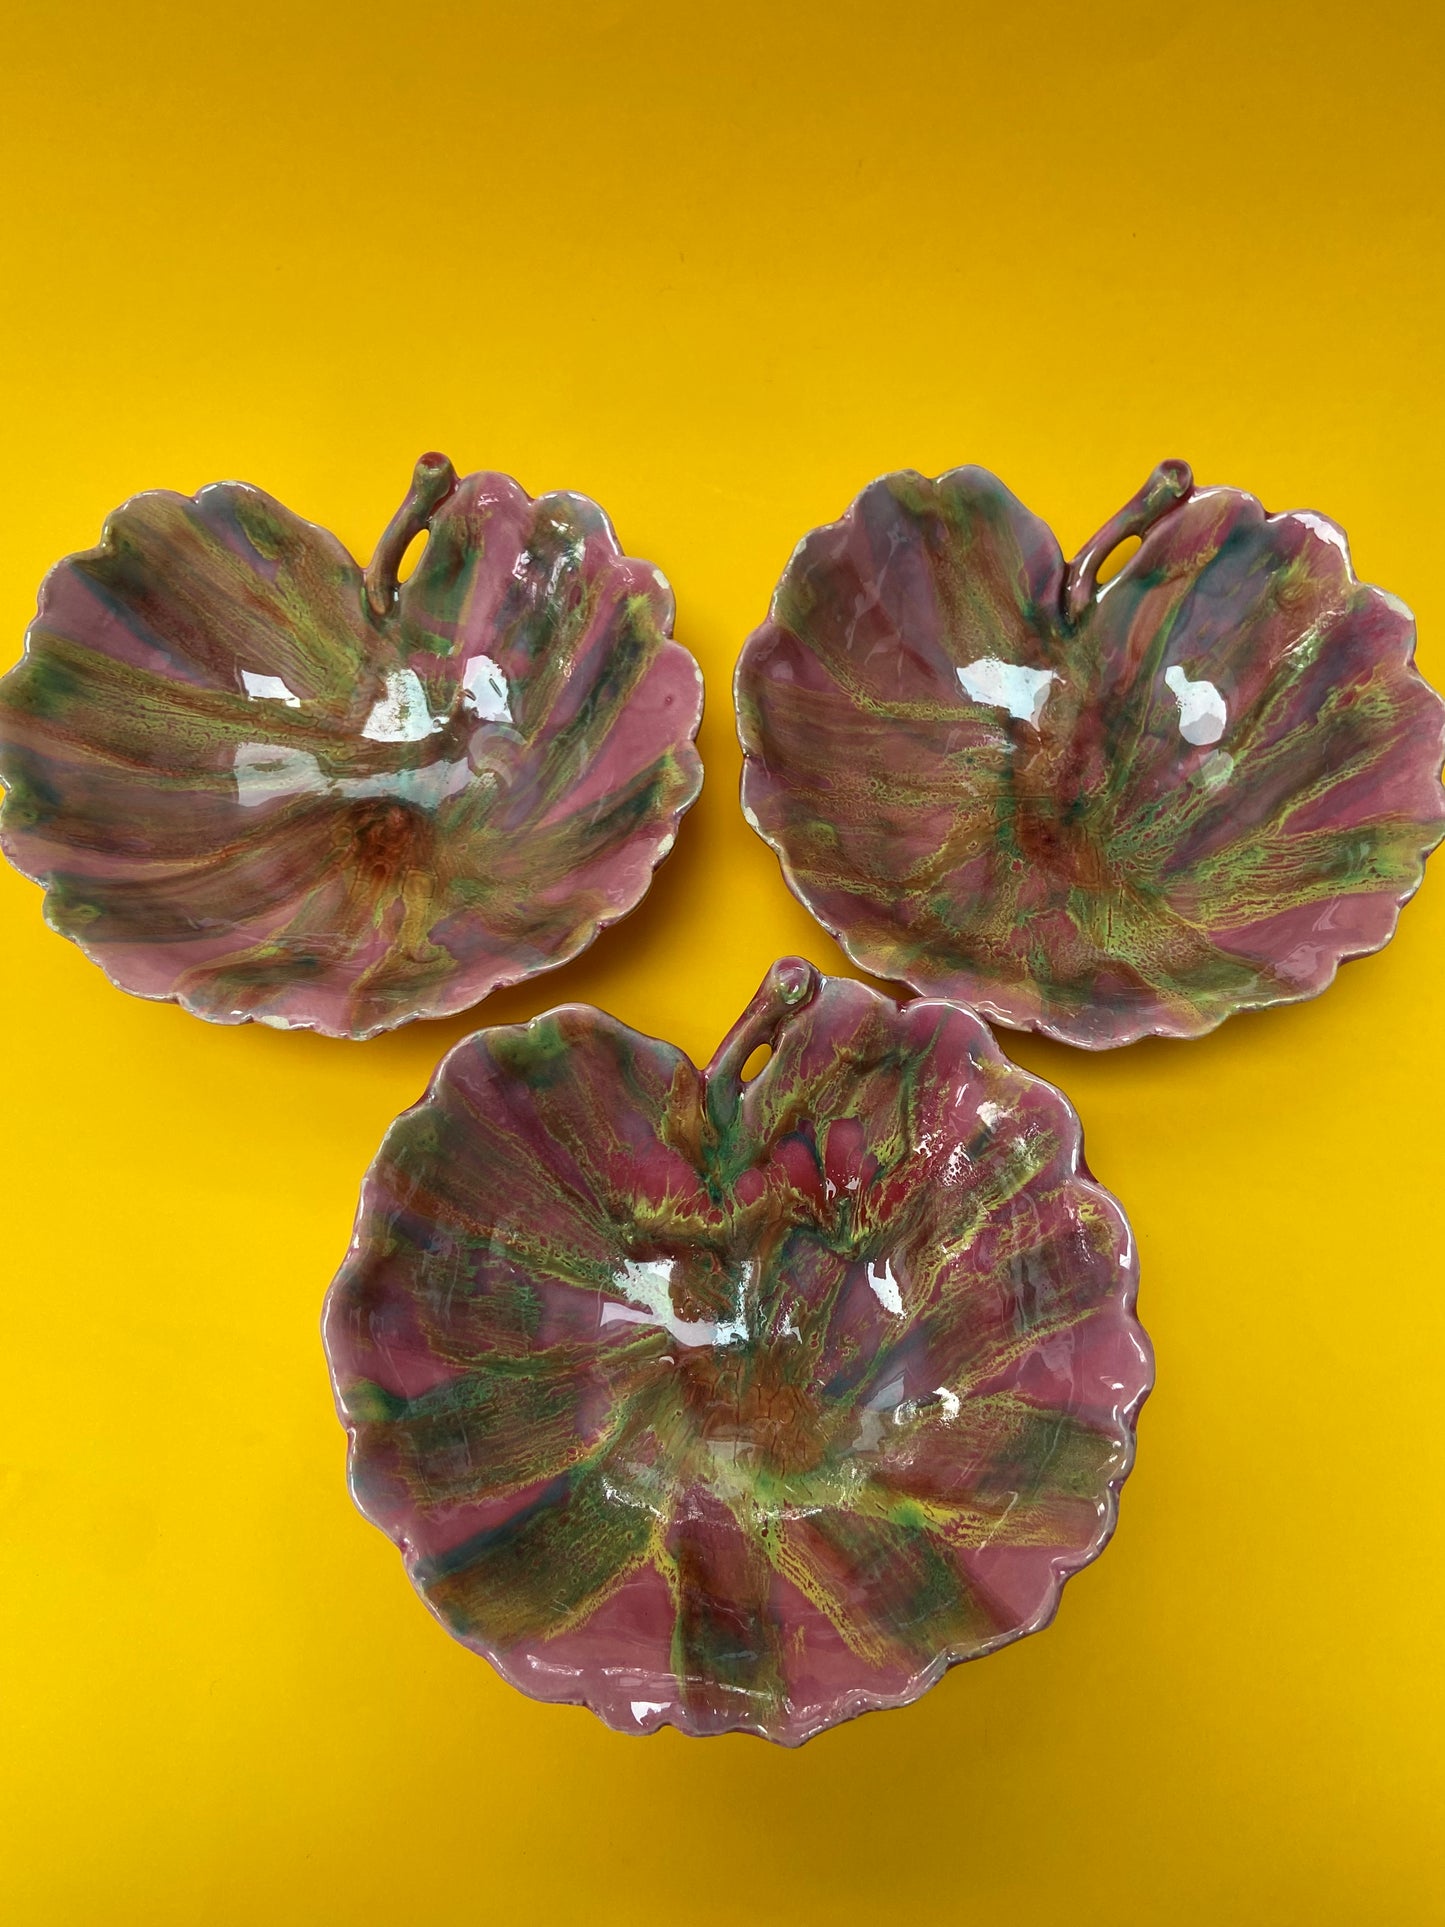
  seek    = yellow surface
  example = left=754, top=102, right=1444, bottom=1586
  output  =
left=2, top=3, right=1443, bottom=1921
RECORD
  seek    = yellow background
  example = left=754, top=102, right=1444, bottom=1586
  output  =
left=2, top=3, right=1443, bottom=1920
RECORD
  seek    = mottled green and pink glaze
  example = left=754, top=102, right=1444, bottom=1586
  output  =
left=737, top=463, right=1445, bottom=1047
left=324, top=961, right=1149, bottom=1743
left=0, top=456, right=702, bottom=1037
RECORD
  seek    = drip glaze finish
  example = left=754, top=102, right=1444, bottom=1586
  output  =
left=736, top=463, right=1445, bottom=1046
left=0, top=455, right=703, bottom=1038
left=324, top=961, right=1150, bottom=1743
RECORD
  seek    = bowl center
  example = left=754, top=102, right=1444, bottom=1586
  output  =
left=611, top=1239, right=881, bottom=1491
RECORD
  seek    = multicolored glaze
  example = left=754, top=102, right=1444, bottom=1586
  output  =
left=0, top=455, right=702, bottom=1038
left=736, top=463, right=1445, bottom=1047
left=324, top=960, right=1149, bottom=1744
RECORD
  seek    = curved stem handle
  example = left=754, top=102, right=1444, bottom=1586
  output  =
left=364, top=452, right=459, bottom=619
left=705, top=957, right=818, bottom=1136
left=1063, top=459, right=1193, bottom=624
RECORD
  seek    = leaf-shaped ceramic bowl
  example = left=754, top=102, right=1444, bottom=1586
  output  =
left=324, top=959, right=1150, bottom=1744
left=736, top=462, right=1445, bottom=1047
left=0, top=455, right=702, bottom=1038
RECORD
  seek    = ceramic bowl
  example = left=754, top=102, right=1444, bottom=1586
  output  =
left=736, top=462, right=1445, bottom=1047
left=323, top=959, right=1150, bottom=1744
left=0, top=455, right=702, bottom=1038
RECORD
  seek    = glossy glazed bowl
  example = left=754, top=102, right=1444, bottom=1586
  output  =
left=0, top=455, right=702, bottom=1038
left=736, top=462, right=1445, bottom=1047
left=324, top=959, right=1150, bottom=1744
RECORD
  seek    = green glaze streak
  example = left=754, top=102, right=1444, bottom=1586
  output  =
left=419, top=1463, right=656, bottom=1649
